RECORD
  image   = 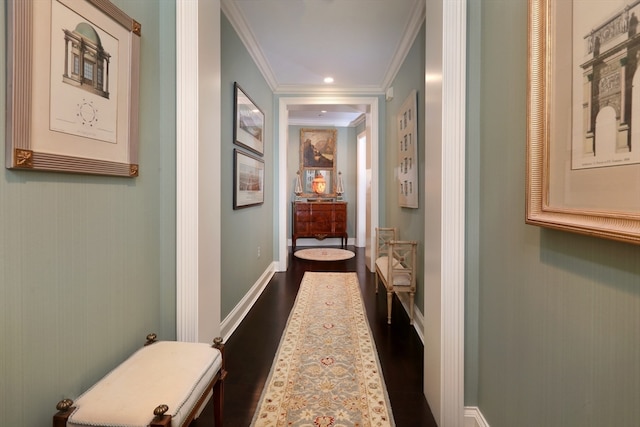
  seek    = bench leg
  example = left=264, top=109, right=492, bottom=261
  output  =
left=374, top=273, right=379, bottom=293
left=149, top=415, right=172, bottom=426
left=386, top=290, right=393, bottom=324
left=409, top=292, right=415, bottom=325
left=53, top=408, right=73, bottom=427
left=213, top=372, right=225, bottom=426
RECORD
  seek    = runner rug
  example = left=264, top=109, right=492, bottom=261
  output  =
left=251, top=271, right=395, bottom=427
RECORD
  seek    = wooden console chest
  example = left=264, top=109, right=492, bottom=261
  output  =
left=292, top=201, right=347, bottom=250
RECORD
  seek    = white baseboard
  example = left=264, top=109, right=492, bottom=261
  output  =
left=464, top=407, right=490, bottom=427
left=220, top=262, right=276, bottom=340
left=395, top=293, right=424, bottom=343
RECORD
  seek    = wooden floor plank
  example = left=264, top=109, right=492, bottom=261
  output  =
left=193, top=246, right=437, bottom=427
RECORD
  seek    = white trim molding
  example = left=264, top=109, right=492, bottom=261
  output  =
left=176, top=0, right=222, bottom=343
left=221, top=263, right=276, bottom=340
left=423, top=0, right=466, bottom=424
left=440, top=0, right=467, bottom=424
left=464, top=407, right=490, bottom=427
left=176, top=0, right=200, bottom=342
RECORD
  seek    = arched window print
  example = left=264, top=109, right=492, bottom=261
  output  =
left=594, top=106, right=618, bottom=157
left=62, top=22, right=110, bottom=99
left=575, top=2, right=640, bottom=169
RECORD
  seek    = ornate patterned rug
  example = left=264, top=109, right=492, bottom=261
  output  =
left=251, top=272, right=395, bottom=427
left=293, top=248, right=355, bottom=261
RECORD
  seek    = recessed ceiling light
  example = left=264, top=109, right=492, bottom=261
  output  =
left=324, top=77, right=334, bottom=84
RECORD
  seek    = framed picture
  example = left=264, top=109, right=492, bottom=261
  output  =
left=234, top=149, right=264, bottom=209
left=527, top=0, right=640, bottom=245
left=234, top=82, right=264, bottom=156
left=5, top=0, right=141, bottom=177
left=299, top=128, right=337, bottom=198
left=397, top=90, right=418, bottom=208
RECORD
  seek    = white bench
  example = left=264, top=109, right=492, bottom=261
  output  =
left=53, top=334, right=226, bottom=427
left=375, top=227, right=418, bottom=325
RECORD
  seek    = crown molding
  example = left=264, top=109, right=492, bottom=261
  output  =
left=381, top=0, right=426, bottom=90
left=272, top=84, right=385, bottom=96
left=221, top=0, right=424, bottom=95
left=220, top=0, right=278, bottom=91
left=350, top=113, right=366, bottom=127
left=288, top=113, right=365, bottom=128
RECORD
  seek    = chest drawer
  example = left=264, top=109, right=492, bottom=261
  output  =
left=292, top=202, right=347, bottom=249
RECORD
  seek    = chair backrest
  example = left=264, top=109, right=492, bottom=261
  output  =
left=388, top=240, right=418, bottom=289
left=375, top=227, right=397, bottom=259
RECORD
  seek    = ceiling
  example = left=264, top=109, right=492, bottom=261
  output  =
left=221, top=0, right=425, bottom=126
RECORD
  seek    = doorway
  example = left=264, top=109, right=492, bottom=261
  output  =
left=276, top=96, right=380, bottom=272
left=356, top=130, right=368, bottom=248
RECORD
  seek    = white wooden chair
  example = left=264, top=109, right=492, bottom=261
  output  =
left=375, top=227, right=418, bottom=325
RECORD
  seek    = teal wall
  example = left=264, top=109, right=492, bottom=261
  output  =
left=287, top=125, right=357, bottom=240
left=0, top=1, right=177, bottom=425
left=220, top=14, right=275, bottom=318
left=470, top=1, right=640, bottom=426
left=383, top=23, right=426, bottom=312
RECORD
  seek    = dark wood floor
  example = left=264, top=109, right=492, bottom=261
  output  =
left=194, top=246, right=437, bottom=427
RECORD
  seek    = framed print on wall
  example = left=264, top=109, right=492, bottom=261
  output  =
left=234, top=149, right=264, bottom=209
left=299, top=128, right=337, bottom=198
left=527, top=0, right=640, bottom=245
left=397, top=90, right=418, bottom=208
left=5, top=0, right=141, bottom=177
left=233, top=82, right=264, bottom=156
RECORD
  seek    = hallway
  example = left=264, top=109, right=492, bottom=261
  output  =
left=195, top=246, right=436, bottom=426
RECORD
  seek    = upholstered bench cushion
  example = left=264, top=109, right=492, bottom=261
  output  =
left=67, top=341, right=222, bottom=427
left=375, top=256, right=411, bottom=287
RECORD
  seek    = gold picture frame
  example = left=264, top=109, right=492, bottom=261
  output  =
left=5, top=0, right=141, bottom=177
left=527, top=0, right=640, bottom=244
left=299, top=128, right=337, bottom=198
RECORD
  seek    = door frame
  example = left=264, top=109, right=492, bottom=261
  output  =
left=356, top=130, right=367, bottom=247
left=276, top=97, right=379, bottom=272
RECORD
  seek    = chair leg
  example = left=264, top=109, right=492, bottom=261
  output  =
left=213, top=375, right=224, bottom=427
left=386, top=291, right=393, bottom=324
left=409, top=292, right=415, bottom=325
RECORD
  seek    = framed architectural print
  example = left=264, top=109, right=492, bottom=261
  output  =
left=299, top=128, right=337, bottom=198
left=233, top=82, right=264, bottom=156
left=233, top=149, right=264, bottom=209
left=5, top=0, right=141, bottom=177
left=397, top=90, right=418, bottom=208
left=527, top=0, right=640, bottom=244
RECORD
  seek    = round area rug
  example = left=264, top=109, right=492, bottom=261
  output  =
left=294, top=248, right=355, bottom=261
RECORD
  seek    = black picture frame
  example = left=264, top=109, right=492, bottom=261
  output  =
left=233, top=82, right=264, bottom=156
left=234, top=149, right=264, bottom=209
